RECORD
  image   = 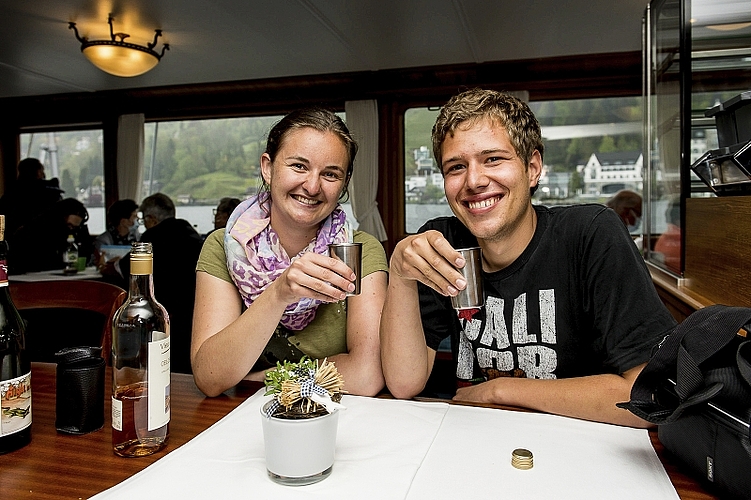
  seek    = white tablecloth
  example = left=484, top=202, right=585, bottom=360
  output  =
left=91, top=390, right=679, bottom=500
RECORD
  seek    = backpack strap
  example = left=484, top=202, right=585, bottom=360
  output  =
left=618, top=305, right=751, bottom=424
left=738, top=340, right=751, bottom=387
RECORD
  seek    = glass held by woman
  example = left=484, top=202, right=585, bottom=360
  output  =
left=191, top=107, right=388, bottom=398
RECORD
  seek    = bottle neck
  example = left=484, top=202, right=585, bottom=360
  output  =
left=128, top=272, right=156, bottom=299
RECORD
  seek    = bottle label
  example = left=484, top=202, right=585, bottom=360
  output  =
left=0, top=371, right=32, bottom=437
left=0, top=258, right=8, bottom=286
left=147, top=334, right=170, bottom=430
left=112, top=396, right=123, bottom=431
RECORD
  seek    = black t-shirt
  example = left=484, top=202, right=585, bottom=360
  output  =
left=418, top=204, right=677, bottom=383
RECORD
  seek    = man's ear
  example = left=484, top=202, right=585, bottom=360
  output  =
left=528, top=149, right=543, bottom=188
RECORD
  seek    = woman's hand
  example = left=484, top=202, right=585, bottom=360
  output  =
left=271, top=252, right=357, bottom=304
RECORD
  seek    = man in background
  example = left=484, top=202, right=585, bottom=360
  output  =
left=204, top=197, right=241, bottom=239
left=118, top=193, right=203, bottom=374
left=0, top=157, right=63, bottom=237
left=606, top=190, right=642, bottom=233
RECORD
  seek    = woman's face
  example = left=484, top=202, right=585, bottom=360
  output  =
left=261, top=127, right=349, bottom=235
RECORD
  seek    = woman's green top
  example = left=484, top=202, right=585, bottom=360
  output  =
left=196, top=229, right=387, bottom=367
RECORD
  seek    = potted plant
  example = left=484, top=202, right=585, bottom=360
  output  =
left=260, top=357, right=345, bottom=485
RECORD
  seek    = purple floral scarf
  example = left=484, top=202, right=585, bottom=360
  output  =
left=224, top=193, right=348, bottom=331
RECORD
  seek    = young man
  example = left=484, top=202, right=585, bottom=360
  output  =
left=380, top=88, right=676, bottom=427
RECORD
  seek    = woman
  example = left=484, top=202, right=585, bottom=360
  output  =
left=192, top=108, right=388, bottom=397
left=94, top=199, right=139, bottom=252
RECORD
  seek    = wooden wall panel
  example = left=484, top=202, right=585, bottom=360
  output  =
left=685, top=197, right=751, bottom=307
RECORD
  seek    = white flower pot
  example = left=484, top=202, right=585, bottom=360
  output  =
left=260, top=401, right=340, bottom=486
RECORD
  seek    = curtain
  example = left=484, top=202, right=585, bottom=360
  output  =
left=116, top=114, right=145, bottom=202
left=344, top=100, right=387, bottom=242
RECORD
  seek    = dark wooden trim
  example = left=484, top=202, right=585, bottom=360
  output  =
left=0, top=51, right=642, bottom=128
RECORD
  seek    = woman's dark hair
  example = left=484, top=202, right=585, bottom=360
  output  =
left=55, top=198, right=89, bottom=224
left=259, top=107, right=358, bottom=208
left=106, top=199, right=139, bottom=228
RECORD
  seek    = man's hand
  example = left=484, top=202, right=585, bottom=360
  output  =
left=453, top=382, right=496, bottom=404
left=390, top=230, right=468, bottom=297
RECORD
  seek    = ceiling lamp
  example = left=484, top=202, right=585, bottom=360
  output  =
left=69, top=15, right=169, bottom=77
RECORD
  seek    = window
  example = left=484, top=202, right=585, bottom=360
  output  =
left=143, top=113, right=352, bottom=235
left=20, top=129, right=105, bottom=234
left=403, top=97, right=643, bottom=233
left=529, top=97, right=643, bottom=207
left=403, top=107, right=453, bottom=233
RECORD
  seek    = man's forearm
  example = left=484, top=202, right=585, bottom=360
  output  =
left=453, top=364, right=650, bottom=428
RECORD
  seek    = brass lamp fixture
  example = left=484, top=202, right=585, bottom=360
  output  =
left=69, top=15, right=169, bottom=77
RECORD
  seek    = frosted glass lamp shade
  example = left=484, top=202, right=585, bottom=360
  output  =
left=82, top=44, right=159, bottom=77
left=69, top=17, right=168, bottom=78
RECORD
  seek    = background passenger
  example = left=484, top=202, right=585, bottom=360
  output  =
left=116, top=193, right=203, bottom=374
left=653, top=196, right=681, bottom=273
left=94, top=198, right=139, bottom=256
left=380, top=89, right=676, bottom=427
left=213, top=197, right=241, bottom=230
left=8, top=197, right=90, bottom=274
left=204, top=196, right=241, bottom=239
left=191, top=107, right=388, bottom=397
left=606, top=189, right=642, bottom=232
left=0, top=157, right=63, bottom=237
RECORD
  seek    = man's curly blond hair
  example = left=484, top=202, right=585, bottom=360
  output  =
left=431, top=88, right=544, bottom=194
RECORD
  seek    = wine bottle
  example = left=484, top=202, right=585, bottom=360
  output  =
left=111, top=242, right=170, bottom=457
left=0, top=214, right=32, bottom=454
left=63, top=234, right=78, bottom=275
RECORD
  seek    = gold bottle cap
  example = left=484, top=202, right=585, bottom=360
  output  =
left=130, top=242, right=154, bottom=275
left=511, top=448, right=534, bottom=470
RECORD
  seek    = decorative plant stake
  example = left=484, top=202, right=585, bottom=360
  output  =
left=260, top=357, right=345, bottom=485
left=263, top=357, right=345, bottom=418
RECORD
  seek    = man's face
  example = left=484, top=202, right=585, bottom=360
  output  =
left=143, top=214, right=159, bottom=230
left=440, top=118, right=541, bottom=243
left=214, top=210, right=229, bottom=229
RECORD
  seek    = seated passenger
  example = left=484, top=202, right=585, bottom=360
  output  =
left=116, top=193, right=203, bottom=374
left=94, top=198, right=139, bottom=263
left=191, top=107, right=388, bottom=397
left=0, top=157, right=63, bottom=237
left=204, top=197, right=241, bottom=239
left=606, top=189, right=642, bottom=233
left=653, top=197, right=681, bottom=273
left=380, top=89, right=677, bottom=427
left=8, top=197, right=90, bottom=274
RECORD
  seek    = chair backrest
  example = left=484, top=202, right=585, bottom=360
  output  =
left=9, top=280, right=127, bottom=365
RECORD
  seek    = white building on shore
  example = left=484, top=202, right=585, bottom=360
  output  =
left=578, top=151, right=643, bottom=196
